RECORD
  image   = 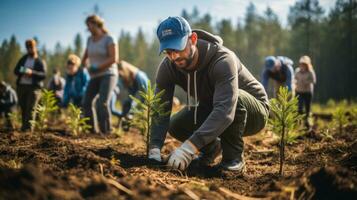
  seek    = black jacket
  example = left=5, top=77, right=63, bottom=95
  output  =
left=0, top=84, right=18, bottom=108
left=14, top=54, right=47, bottom=88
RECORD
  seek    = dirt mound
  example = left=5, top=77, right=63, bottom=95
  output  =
left=0, top=133, right=126, bottom=177
left=0, top=165, right=81, bottom=200
left=0, top=164, right=227, bottom=200
left=267, top=166, right=357, bottom=199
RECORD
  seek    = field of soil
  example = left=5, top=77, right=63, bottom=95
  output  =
left=0, top=119, right=357, bottom=200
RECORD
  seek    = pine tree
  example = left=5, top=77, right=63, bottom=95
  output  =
left=74, top=33, right=83, bottom=56
left=129, top=81, right=169, bottom=157
left=269, top=87, right=303, bottom=176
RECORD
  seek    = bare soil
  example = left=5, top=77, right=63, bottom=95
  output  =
left=0, top=123, right=356, bottom=199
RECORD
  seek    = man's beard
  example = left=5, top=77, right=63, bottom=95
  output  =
left=171, top=46, right=195, bottom=71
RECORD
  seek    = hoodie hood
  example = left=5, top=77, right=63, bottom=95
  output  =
left=193, top=29, right=223, bottom=45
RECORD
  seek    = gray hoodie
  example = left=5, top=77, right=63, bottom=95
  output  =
left=151, top=30, right=269, bottom=150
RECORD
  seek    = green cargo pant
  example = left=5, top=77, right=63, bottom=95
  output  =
left=168, top=89, right=269, bottom=161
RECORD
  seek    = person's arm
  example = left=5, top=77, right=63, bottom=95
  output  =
left=188, top=55, right=239, bottom=150
left=310, top=70, right=317, bottom=85
left=11, top=88, right=18, bottom=106
left=285, top=65, right=294, bottom=91
left=81, top=48, right=88, bottom=67
left=149, top=61, right=175, bottom=149
left=14, top=56, right=25, bottom=76
left=30, top=59, right=47, bottom=80
left=261, top=69, right=269, bottom=92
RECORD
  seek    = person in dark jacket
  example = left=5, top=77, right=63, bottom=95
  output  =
left=0, top=81, right=18, bottom=129
left=149, top=17, right=269, bottom=173
left=14, top=39, right=47, bottom=131
left=62, top=54, right=90, bottom=107
left=261, top=56, right=294, bottom=97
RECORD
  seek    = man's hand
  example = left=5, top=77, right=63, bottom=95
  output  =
left=19, top=66, right=32, bottom=75
left=167, top=140, right=197, bottom=171
left=148, top=148, right=162, bottom=162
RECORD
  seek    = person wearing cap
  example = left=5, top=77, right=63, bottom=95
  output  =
left=148, top=16, right=269, bottom=173
left=261, top=56, right=294, bottom=97
left=14, top=39, right=47, bottom=132
left=294, top=55, right=316, bottom=130
left=0, top=81, right=18, bottom=130
left=62, top=54, right=90, bottom=107
left=81, top=15, right=118, bottom=135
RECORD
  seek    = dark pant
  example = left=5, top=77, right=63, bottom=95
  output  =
left=110, top=92, right=122, bottom=117
left=82, top=74, right=118, bottom=134
left=296, top=92, right=312, bottom=128
left=168, top=89, right=269, bottom=161
left=0, top=105, right=15, bottom=128
left=16, top=85, right=41, bottom=131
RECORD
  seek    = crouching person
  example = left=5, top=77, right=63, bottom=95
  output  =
left=148, top=17, right=269, bottom=174
left=0, top=81, right=18, bottom=130
left=62, top=54, right=90, bottom=107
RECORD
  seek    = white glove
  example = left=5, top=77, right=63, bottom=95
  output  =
left=167, top=140, right=197, bottom=171
left=148, top=148, right=162, bottom=162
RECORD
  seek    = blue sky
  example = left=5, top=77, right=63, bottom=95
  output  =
left=0, top=0, right=335, bottom=51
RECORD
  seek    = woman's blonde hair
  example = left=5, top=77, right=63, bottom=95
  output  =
left=85, top=15, right=108, bottom=34
left=299, top=55, right=313, bottom=71
left=67, top=54, right=81, bottom=67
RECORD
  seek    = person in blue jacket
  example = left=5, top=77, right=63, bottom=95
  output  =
left=110, top=60, right=149, bottom=120
left=261, top=56, right=294, bottom=97
left=62, top=54, right=90, bottom=107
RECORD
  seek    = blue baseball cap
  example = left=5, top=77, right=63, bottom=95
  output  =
left=157, top=16, right=192, bottom=53
left=265, top=56, right=276, bottom=70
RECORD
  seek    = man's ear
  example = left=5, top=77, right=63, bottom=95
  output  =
left=190, top=32, right=198, bottom=46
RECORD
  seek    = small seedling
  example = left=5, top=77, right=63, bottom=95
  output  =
left=332, top=100, right=348, bottom=134
left=351, top=108, right=357, bottom=126
left=269, top=87, right=302, bottom=176
left=129, top=80, right=170, bottom=157
left=110, top=155, right=120, bottom=166
left=30, top=89, right=59, bottom=133
left=65, top=103, right=91, bottom=136
left=8, top=109, right=21, bottom=130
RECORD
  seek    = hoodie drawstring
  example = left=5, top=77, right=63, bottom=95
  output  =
left=187, top=71, right=198, bottom=125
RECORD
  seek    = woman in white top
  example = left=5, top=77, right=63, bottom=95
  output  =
left=81, top=15, right=118, bottom=135
left=294, top=55, right=316, bottom=130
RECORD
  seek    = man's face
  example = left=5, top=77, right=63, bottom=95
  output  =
left=26, top=44, right=36, bottom=56
left=163, top=37, right=197, bottom=72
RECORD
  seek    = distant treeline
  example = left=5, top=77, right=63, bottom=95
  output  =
left=0, top=0, right=356, bottom=102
